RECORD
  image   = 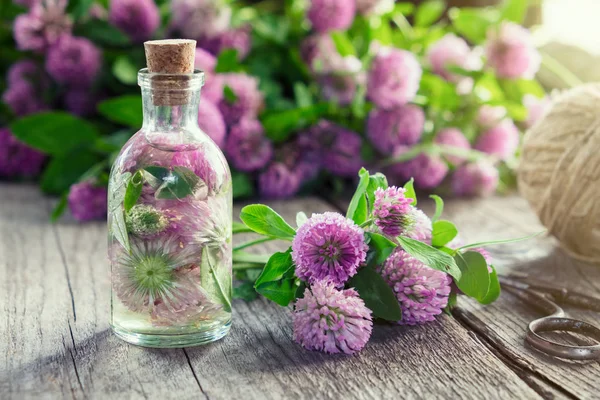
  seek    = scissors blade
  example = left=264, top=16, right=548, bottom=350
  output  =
left=507, top=274, right=600, bottom=312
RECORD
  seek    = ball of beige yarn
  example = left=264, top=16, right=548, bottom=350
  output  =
left=518, top=83, right=600, bottom=264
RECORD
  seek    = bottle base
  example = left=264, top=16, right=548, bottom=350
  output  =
left=111, top=319, right=231, bottom=348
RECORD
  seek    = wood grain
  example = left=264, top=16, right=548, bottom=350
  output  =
left=0, top=184, right=569, bottom=399
left=439, top=195, right=600, bottom=399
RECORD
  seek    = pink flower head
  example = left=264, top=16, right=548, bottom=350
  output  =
left=475, top=120, right=519, bottom=160
left=194, top=47, right=217, bottom=73
left=109, top=0, right=159, bottom=42
left=485, top=22, right=541, bottom=79
left=218, top=73, right=264, bottom=125
left=319, top=70, right=364, bottom=106
left=367, top=48, right=422, bottom=109
left=0, top=128, right=45, bottom=178
left=151, top=265, right=224, bottom=326
left=300, top=34, right=338, bottom=73
left=476, top=105, right=507, bottom=129
left=2, top=81, right=47, bottom=117
left=13, top=0, right=72, bottom=53
left=225, top=119, right=273, bottom=172
left=373, top=186, right=413, bottom=238
left=198, top=100, right=226, bottom=148
left=389, top=148, right=448, bottom=190
left=405, top=207, right=433, bottom=244
left=292, top=212, right=368, bottom=286
left=170, top=0, right=231, bottom=40
left=68, top=181, right=107, bottom=222
left=280, top=138, right=322, bottom=183
left=427, top=33, right=472, bottom=82
left=45, top=36, right=102, bottom=88
left=452, top=161, right=499, bottom=197
left=367, top=105, right=425, bottom=154
left=200, top=26, right=252, bottom=60
left=379, top=249, right=452, bottom=325
left=307, top=120, right=363, bottom=177
left=434, top=127, right=470, bottom=165
left=523, top=94, right=552, bottom=129
left=258, top=162, right=301, bottom=199
left=202, top=74, right=224, bottom=104
left=307, top=0, right=356, bottom=33
left=293, top=280, right=372, bottom=354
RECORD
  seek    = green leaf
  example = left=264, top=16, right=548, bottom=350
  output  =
left=143, top=166, right=200, bottom=200
left=403, top=178, right=417, bottom=205
left=232, top=171, right=254, bottom=199
left=480, top=264, right=501, bottom=304
left=347, top=167, right=370, bottom=224
left=262, top=103, right=329, bottom=143
left=397, top=236, right=461, bottom=281
left=108, top=171, right=132, bottom=253
left=429, top=195, right=444, bottom=222
left=395, top=2, right=415, bottom=16
left=97, top=95, right=143, bottom=128
left=113, top=56, right=138, bottom=85
left=296, top=211, right=308, bottom=228
left=41, top=151, right=102, bottom=194
left=431, top=220, right=458, bottom=248
left=254, top=249, right=293, bottom=287
left=233, top=281, right=258, bottom=302
left=223, top=85, right=238, bottom=103
left=215, top=49, right=241, bottom=73
left=240, top=205, right=296, bottom=240
left=293, top=82, right=312, bottom=108
left=449, top=7, right=499, bottom=44
left=331, top=31, right=356, bottom=56
left=74, top=19, right=130, bottom=46
left=348, top=266, right=402, bottom=321
left=365, top=232, right=397, bottom=267
left=67, top=0, right=94, bottom=20
left=123, top=170, right=144, bottom=212
left=50, top=194, right=68, bottom=222
left=255, top=278, right=299, bottom=306
left=415, top=0, right=445, bottom=27
left=457, top=230, right=545, bottom=251
left=10, top=112, right=99, bottom=156
left=201, top=247, right=232, bottom=311
left=500, top=0, right=528, bottom=23
left=454, top=251, right=491, bottom=302
left=366, top=173, right=388, bottom=211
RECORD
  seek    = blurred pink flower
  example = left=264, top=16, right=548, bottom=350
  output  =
left=523, top=94, right=552, bottom=129
left=109, top=0, right=159, bottom=43
left=452, top=161, right=499, bottom=197
left=485, top=22, right=541, bottom=79
left=367, top=105, right=425, bottom=155
left=13, top=0, right=72, bottom=53
left=367, top=48, right=422, bottom=109
left=434, top=128, right=470, bottom=165
left=475, top=120, right=519, bottom=160
left=198, top=100, right=226, bottom=148
left=307, top=0, right=356, bottom=33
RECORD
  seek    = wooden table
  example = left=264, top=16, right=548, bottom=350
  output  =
left=1, top=184, right=598, bottom=399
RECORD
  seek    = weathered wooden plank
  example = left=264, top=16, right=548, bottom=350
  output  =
left=0, top=185, right=541, bottom=399
left=438, top=195, right=600, bottom=399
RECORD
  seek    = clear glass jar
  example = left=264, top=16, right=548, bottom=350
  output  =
left=108, top=69, right=232, bottom=348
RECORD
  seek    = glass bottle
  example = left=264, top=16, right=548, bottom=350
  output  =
left=108, top=68, right=232, bottom=347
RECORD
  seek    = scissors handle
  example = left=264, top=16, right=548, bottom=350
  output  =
left=527, top=317, right=600, bottom=361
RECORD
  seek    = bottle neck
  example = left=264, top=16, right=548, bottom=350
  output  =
left=141, top=87, right=201, bottom=132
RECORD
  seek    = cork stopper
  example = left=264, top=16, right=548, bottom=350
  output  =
left=144, top=39, right=196, bottom=73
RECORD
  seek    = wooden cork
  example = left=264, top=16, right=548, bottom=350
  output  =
left=143, top=39, right=197, bottom=106
left=144, top=39, right=196, bottom=73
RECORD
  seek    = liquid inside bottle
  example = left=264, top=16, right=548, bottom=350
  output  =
left=108, top=68, right=232, bottom=348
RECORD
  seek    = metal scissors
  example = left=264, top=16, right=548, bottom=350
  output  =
left=498, top=274, right=600, bottom=361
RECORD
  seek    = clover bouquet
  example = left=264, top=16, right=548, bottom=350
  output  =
left=232, top=167, right=537, bottom=354
left=0, top=0, right=553, bottom=223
